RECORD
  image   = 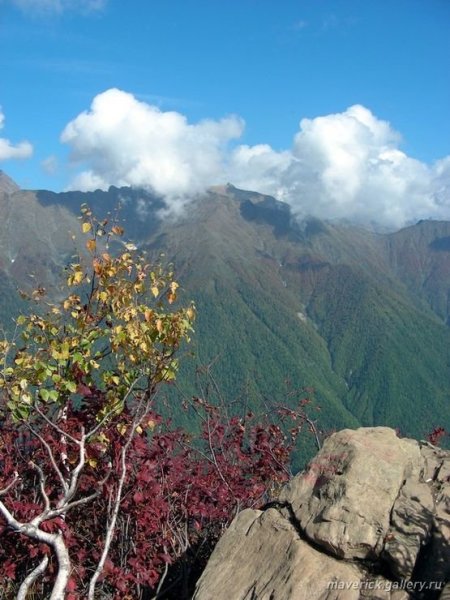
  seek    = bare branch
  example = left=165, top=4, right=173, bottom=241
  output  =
left=0, top=500, right=71, bottom=600
left=30, top=461, right=51, bottom=518
left=0, top=498, right=21, bottom=527
left=17, top=555, right=49, bottom=600
left=0, top=471, right=19, bottom=496
left=85, top=378, right=140, bottom=440
left=63, top=427, right=86, bottom=505
left=50, top=490, right=100, bottom=518
left=151, top=546, right=170, bottom=600
left=305, top=415, right=322, bottom=450
left=27, top=424, right=69, bottom=495
left=50, top=468, right=111, bottom=519
left=88, top=377, right=149, bottom=599
left=34, top=403, right=80, bottom=445
left=205, top=415, right=232, bottom=492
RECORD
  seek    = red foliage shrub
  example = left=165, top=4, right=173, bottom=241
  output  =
left=0, top=395, right=307, bottom=598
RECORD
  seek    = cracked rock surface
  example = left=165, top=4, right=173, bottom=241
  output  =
left=193, top=427, right=450, bottom=600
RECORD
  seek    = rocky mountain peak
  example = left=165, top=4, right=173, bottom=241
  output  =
left=0, top=170, right=20, bottom=194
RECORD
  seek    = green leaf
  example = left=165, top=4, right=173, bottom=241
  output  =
left=65, top=380, right=77, bottom=393
left=40, top=389, right=50, bottom=402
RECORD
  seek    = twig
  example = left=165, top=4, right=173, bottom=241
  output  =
left=151, top=546, right=170, bottom=600
left=87, top=378, right=148, bottom=599
left=34, top=404, right=80, bottom=445
left=30, top=461, right=50, bottom=516
left=27, top=423, right=69, bottom=495
left=0, top=472, right=19, bottom=496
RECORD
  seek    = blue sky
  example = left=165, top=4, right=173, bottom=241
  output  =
left=0, top=0, right=449, bottom=227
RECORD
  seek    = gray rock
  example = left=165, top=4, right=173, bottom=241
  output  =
left=194, top=507, right=397, bottom=600
left=279, top=428, right=423, bottom=561
left=194, top=427, right=450, bottom=600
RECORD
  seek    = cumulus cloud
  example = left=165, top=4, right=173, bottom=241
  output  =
left=61, top=90, right=450, bottom=228
left=0, top=109, right=33, bottom=161
left=229, top=104, right=450, bottom=227
left=61, top=88, right=244, bottom=196
left=8, top=0, right=106, bottom=15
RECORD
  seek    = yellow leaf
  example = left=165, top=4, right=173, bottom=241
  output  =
left=135, top=425, right=143, bottom=434
left=21, top=392, right=32, bottom=404
left=156, top=319, right=163, bottom=333
left=73, top=270, right=84, bottom=285
left=87, top=457, right=98, bottom=468
left=117, top=423, right=127, bottom=436
left=97, top=432, right=110, bottom=444
left=86, top=238, right=96, bottom=253
left=82, top=222, right=92, bottom=233
left=151, top=286, right=159, bottom=298
left=93, top=259, right=102, bottom=274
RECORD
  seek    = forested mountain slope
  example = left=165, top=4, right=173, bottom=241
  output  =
left=0, top=176, right=449, bottom=444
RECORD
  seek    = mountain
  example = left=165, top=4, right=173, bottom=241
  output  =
left=0, top=178, right=449, bottom=456
left=0, top=170, right=20, bottom=195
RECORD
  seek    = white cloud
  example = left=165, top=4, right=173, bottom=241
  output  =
left=60, top=90, right=450, bottom=228
left=230, top=104, right=450, bottom=228
left=41, top=154, right=58, bottom=174
left=61, top=88, right=244, bottom=197
left=0, top=108, right=33, bottom=161
left=8, top=0, right=106, bottom=15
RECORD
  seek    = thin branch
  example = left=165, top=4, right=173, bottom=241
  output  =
left=17, top=555, right=49, bottom=600
left=85, top=378, right=140, bottom=440
left=88, top=378, right=148, bottom=599
left=50, top=469, right=111, bottom=518
left=30, top=461, right=50, bottom=517
left=0, top=472, right=19, bottom=496
left=27, top=424, right=69, bottom=495
left=49, top=490, right=101, bottom=518
left=63, top=427, right=86, bottom=505
left=34, top=403, right=80, bottom=445
left=151, top=546, right=170, bottom=600
left=205, top=416, right=232, bottom=491
left=304, top=416, right=322, bottom=450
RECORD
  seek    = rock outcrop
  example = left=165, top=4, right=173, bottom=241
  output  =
left=194, top=427, right=450, bottom=600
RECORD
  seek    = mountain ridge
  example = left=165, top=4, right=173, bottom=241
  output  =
left=0, top=177, right=449, bottom=453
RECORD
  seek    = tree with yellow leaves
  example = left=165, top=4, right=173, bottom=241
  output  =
left=0, top=206, right=194, bottom=598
